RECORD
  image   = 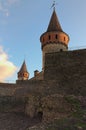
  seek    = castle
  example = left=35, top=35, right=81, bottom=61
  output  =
left=17, top=7, right=69, bottom=81
left=0, top=7, right=86, bottom=123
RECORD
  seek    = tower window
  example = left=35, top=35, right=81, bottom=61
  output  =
left=43, top=37, right=44, bottom=42
left=64, top=37, right=66, bottom=41
left=55, top=34, right=58, bottom=39
left=49, top=35, right=51, bottom=40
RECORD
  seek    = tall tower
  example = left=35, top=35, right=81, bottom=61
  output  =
left=40, top=9, right=70, bottom=69
left=17, top=60, right=29, bottom=80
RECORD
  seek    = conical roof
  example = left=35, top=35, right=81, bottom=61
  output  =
left=18, top=60, right=28, bottom=73
left=47, top=9, right=63, bottom=32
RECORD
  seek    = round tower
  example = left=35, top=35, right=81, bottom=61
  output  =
left=17, top=60, right=29, bottom=80
left=40, top=9, right=70, bottom=69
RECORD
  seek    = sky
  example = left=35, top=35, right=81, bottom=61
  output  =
left=0, top=0, right=86, bottom=82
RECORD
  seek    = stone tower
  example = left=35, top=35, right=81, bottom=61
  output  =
left=17, top=60, right=29, bottom=80
left=40, top=9, right=70, bottom=69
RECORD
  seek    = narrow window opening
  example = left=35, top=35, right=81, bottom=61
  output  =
left=49, top=35, right=51, bottom=40
left=56, top=34, right=58, bottom=39
left=43, top=37, right=44, bottom=42
left=64, top=37, right=66, bottom=41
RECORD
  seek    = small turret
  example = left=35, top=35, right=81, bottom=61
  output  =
left=40, top=9, right=70, bottom=69
left=17, top=60, right=29, bottom=80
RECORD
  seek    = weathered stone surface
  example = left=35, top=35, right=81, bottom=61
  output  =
left=0, top=49, right=86, bottom=129
left=0, top=112, right=40, bottom=130
left=25, top=94, right=86, bottom=122
left=44, top=49, right=86, bottom=81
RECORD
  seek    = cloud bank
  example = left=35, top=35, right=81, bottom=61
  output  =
left=0, top=0, right=20, bottom=16
left=0, top=46, right=17, bottom=82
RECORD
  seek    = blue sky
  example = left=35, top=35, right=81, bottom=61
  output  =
left=0, top=0, right=86, bottom=82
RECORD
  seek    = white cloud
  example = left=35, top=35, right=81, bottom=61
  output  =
left=0, top=0, right=20, bottom=17
left=0, top=46, right=17, bottom=82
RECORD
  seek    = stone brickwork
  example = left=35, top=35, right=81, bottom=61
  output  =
left=44, top=49, right=86, bottom=87
left=0, top=83, right=16, bottom=96
left=25, top=94, right=72, bottom=121
left=42, top=43, right=67, bottom=69
left=0, top=96, right=26, bottom=113
left=0, top=49, right=86, bottom=123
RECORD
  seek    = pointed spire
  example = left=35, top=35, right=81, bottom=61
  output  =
left=19, top=60, right=28, bottom=73
left=17, top=60, right=29, bottom=80
left=47, top=9, right=63, bottom=32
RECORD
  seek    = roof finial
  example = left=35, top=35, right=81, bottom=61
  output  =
left=51, top=1, right=56, bottom=10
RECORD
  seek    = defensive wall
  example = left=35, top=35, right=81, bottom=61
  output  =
left=44, top=49, right=86, bottom=96
left=0, top=49, right=86, bottom=97
left=0, top=49, right=86, bottom=121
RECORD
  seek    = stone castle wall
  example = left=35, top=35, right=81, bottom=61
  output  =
left=0, top=49, right=86, bottom=121
left=42, top=44, right=67, bottom=68
left=0, top=49, right=86, bottom=97
left=0, top=83, right=17, bottom=96
left=44, top=49, right=86, bottom=95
